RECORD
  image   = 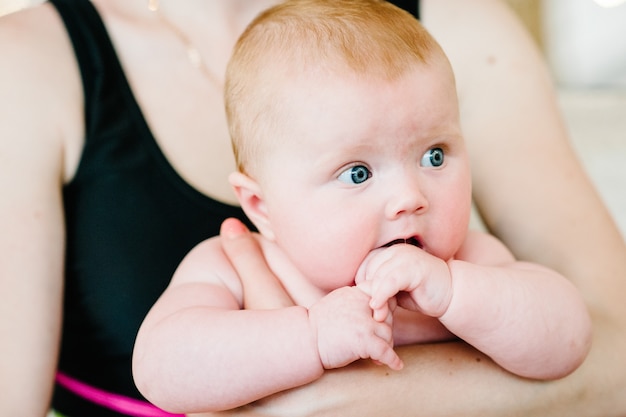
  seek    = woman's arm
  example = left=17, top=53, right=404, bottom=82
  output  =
left=429, top=0, right=626, bottom=405
left=0, top=5, right=81, bottom=416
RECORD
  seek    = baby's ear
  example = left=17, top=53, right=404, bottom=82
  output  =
left=229, top=172, right=275, bottom=241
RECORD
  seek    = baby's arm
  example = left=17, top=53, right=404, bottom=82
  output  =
left=133, top=236, right=399, bottom=414
left=358, top=231, right=592, bottom=380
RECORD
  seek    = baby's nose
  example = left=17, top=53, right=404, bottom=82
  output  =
left=384, top=175, right=429, bottom=219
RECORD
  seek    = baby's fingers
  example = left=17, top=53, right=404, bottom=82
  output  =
left=372, top=304, right=390, bottom=322
left=373, top=296, right=398, bottom=323
left=356, top=281, right=388, bottom=321
left=369, top=338, right=403, bottom=371
left=369, top=276, right=410, bottom=310
left=368, top=318, right=402, bottom=370
left=369, top=289, right=396, bottom=312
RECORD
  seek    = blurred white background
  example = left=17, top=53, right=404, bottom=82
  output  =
left=543, top=0, right=626, bottom=88
left=0, top=0, right=40, bottom=16
left=539, top=0, right=626, bottom=236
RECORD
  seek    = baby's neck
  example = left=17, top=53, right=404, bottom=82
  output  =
left=258, top=237, right=329, bottom=308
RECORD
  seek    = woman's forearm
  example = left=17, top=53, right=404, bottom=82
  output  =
left=221, top=321, right=626, bottom=417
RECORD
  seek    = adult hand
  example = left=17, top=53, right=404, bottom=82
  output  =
left=220, top=218, right=294, bottom=309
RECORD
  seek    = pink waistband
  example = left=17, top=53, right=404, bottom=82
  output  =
left=55, top=372, right=183, bottom=417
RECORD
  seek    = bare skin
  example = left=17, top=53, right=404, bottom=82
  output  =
left=1, top=0, right=625, bottom=416
left=212, top=1, right=626, bottom=416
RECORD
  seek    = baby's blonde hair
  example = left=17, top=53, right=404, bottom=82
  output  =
left=225, top=0, right=443, bottom=176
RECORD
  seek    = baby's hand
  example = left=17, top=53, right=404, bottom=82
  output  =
left=308, top=286, right=403, bottom=371
left=356, top=244, right=453, bottom=321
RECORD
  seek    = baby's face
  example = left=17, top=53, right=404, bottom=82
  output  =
left=256, top=59, right=471, bottom=292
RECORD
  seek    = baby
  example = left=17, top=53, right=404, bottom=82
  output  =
left=133, top=0, right=592, bottom=413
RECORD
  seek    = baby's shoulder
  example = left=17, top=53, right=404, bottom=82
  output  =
left=455, top=230, right=515, bottom=266
left=171, top=236, right=244, bottom=293
left=172, top=234, right=282, bottom=295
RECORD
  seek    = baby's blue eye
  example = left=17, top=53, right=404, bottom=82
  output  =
left=421, top=147, right=444, bottom=167
left=338, top=165, right=372, bottom=185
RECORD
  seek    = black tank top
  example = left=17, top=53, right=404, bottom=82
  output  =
left=50, top=0, right=419, bottom=415
left=50, top=0, right=253, bottom=415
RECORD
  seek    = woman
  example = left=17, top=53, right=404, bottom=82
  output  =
left=0, top=0, right=624, bottom=416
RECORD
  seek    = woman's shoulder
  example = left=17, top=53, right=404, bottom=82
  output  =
left=0, top=3, right=76, bottom=79
left=0, top=3, right=84, bottom=182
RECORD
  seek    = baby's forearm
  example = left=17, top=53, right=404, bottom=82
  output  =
left=440, top=260, right=592, bottom=379
left=134, top=304, right=323, bottom=413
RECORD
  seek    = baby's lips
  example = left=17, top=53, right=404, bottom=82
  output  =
left=382, top=236, right=423, bottom=248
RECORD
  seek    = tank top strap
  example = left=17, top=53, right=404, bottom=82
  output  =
left=49, top=0, right=128, bottom=141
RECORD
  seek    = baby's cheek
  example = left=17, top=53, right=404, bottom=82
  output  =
left=443, top=229, right=468, bottom=260
left=319, top=263, right=361, bottom=291
left=302, top=249, right=364, bottom=291
left=291, top=215, right=375, bottom=291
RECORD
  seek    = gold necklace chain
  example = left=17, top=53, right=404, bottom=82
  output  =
left=148, top=0, right=221, bottom=87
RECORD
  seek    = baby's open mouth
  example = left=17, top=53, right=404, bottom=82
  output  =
left=383, top=237, right=422, bottom=248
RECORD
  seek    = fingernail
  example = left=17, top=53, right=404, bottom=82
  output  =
left=221, top=218, right=248, bottom=238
